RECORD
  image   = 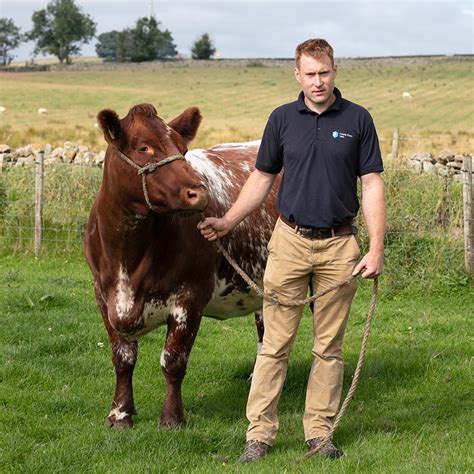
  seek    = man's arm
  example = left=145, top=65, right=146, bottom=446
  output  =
left=197, top=169, right=277, bottom=241
left=352, top=172, right=386, bottom=278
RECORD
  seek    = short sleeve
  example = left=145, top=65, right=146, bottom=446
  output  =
left=255, top=113, right=283, bottom=174
left=358, top=113, right=384, bottom=176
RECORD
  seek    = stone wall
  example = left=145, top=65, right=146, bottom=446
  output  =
left=407, top=151, right=472, bottom=181
left=0, top=143, right=105, bottom=169
left=1, top=143, right=472, bottom=182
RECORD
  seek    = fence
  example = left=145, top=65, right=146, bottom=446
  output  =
left=0, top=137, right=472, bottom=290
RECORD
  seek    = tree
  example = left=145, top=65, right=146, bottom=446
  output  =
left=96, top=17, right=176, bottom=63
left=0, top=18, right=22, bottom=66
left=191, top=33, right=216, bottom=60
left=129, top=16, right=176, bottom=62
left=29, top=0, right=96, bottom=65
left=95, top=31, right=120, bottom=61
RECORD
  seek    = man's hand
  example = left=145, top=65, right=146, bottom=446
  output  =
left=197, top=217, right=232, bottom=241
left=352, top=251, right=384, bottom=279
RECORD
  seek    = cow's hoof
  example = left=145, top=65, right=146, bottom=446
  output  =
left=105, top=411, right=134, bottom=429
left=159, top=416, right=185, bottom=429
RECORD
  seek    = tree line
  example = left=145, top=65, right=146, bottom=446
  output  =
left=0, top=0, right=216, bottom=66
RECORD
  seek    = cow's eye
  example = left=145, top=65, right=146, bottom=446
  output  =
left=138, top=146, right=149, bottom=153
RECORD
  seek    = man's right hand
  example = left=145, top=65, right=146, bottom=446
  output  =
left=197, top=217, right=233, bottom=241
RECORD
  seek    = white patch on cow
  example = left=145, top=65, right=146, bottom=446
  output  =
left=210, top=140, right=261, bottom=150
left=137, top=294, right=187, bottom=336
left=171, top=305, right=187, bottom=328
left=160, top=349, right=170, bottom=368
left=204, top=276, right=262, bottom=320
left=108, top=406, right=128, bottom=420
left=240, top=162, right=251, bottom=173
left=115, top=265, right=134, bottom=320
left=257, top=342, right=263, bottom=353
left=115, top=345, right=135, bottom=365
left=185, top=149, right=234, bottom=207
left=142, top=299, right=170, bottom=331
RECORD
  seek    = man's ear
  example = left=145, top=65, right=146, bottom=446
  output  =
left=168, top=107, right=202, bottom=144
left=97, top=109, right=122, bottom=144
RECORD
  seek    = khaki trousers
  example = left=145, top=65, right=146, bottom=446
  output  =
left=246, top=218, right=360, bottom=445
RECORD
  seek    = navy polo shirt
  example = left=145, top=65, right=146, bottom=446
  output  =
left=256, top=87, right=383, bottom=228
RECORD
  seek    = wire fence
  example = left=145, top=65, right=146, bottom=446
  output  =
left=0, top=144, right=472, bottom=289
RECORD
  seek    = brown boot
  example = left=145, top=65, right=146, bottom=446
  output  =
left=239, top=440, right=271, bottom=463
left=306, top=437, right=343, bottom=459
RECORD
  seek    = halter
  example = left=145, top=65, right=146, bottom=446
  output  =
left=114, top=147, right=186, bottom=212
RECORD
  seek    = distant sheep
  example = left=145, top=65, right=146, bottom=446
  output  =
left=0, top=106, right=6, bottom=114
left=38, top=107, right=48, bottom=114
left=402, top=91, right=412, bottom=100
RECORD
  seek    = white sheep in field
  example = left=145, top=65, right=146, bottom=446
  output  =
left=0, top=106, right=6, bottom=114
left=38, top=107, right=48, bottom=114
left=402, top=91, right=412, bottom=100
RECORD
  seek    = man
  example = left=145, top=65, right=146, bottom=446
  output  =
left=198, top=38, right=385, bottom=462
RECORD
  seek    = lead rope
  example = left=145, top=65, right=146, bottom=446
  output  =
left=213, top=238, right=378, bottom=460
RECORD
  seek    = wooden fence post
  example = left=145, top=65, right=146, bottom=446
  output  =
left=34, top=149, right=44, bottom=258
left=390, top=128, right=399, bottom=160
left=463, top=155, right=473, bottom=274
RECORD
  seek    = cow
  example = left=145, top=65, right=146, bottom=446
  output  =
left=85, top=103, right=279, bottom=429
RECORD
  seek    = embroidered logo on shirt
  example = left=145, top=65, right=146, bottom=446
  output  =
left=332, top=130, right=353, bottom=139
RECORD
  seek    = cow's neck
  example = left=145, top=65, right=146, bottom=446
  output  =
left=96, top=188, right=193, bottom=274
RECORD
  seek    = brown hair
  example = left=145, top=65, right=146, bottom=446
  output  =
left=295, top=38, right=334, bottom=68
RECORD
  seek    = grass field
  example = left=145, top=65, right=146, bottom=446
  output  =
left=1, top=57, right=473, bottom=472
left=0, top=57, right=473, bottom=154
left=1, top=254, right=472, bottom=473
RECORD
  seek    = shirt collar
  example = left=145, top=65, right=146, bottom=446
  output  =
left=297, top=87, right=342, bottom=114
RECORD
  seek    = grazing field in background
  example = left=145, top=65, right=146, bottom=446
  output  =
left=1, top=58, right=473, bottom=472
left=1, top=255, right=472, bottom=472
left=0, top=57, right=473, bottom=154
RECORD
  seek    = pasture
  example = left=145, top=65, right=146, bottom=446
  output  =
left=0, top=57, right=473, bottom=153
left=1, top=255, right=472, bottom=472
left=0, top=57, right=473, bottom=472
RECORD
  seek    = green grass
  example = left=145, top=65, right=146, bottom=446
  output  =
left=0, top=58, right=473, bottom=153
left=1, top=254, right=472, bottom=472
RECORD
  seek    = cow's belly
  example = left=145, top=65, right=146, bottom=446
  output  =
left=204, top=278, right=263, bottom=320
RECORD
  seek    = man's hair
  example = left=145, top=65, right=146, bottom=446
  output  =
left=295, top=38, right=334, bottom=68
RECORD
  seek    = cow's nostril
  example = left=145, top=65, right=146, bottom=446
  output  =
left=187, top=190, right=198, bottom=200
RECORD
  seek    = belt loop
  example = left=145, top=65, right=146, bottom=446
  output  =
left=295, top=225, right=300, bottom=234
left=331, top=227, right=335, bottom=237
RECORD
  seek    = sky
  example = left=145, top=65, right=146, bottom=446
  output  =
left=1, top=0, right=473, bottom=61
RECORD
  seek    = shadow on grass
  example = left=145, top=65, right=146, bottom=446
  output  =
left=185, top=344, right=470, bottom=442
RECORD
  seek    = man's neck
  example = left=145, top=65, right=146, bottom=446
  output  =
left=304, top=92, right=336, bottom=115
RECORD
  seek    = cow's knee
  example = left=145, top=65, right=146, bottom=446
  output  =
left=160, top=349, right=188, bottom=381
left=112, top=340, right=137, bottom=373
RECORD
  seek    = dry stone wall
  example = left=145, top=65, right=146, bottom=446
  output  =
left=407, top=150, right=472, bottom=181
left=1, top=143, right=472, bottom=182
left=0, top=143, right=105, bottom=170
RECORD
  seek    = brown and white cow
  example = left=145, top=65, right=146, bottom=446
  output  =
left=85, top=104, right=278, bottom=428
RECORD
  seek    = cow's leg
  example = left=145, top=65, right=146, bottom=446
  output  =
left=97, top=290, right=138, bottom=428
left=248, top=311, right=265, bottom=381
left=159, top=315, right=202, bottom=427
left=254, top=310, right=264, bottom=353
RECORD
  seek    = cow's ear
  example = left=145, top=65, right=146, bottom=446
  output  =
left=168, top=107, right=202, bottom=143
left=97, top=109, right=122, bottom=144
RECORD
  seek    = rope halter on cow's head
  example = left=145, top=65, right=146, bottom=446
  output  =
left=114, top=147, right=186, bottom=212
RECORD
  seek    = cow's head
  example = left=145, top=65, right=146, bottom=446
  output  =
left=97, top=103, right=208, bottom=215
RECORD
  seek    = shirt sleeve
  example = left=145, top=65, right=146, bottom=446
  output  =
left=255, top=113, right=283, bottom=174
left=358, top=112, right=384, bottom=176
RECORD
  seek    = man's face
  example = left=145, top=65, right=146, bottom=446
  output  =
left=295, top=53, right=337, bottom=109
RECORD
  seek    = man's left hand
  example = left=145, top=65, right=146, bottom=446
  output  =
left=352, top=252, right=384, bottom=279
